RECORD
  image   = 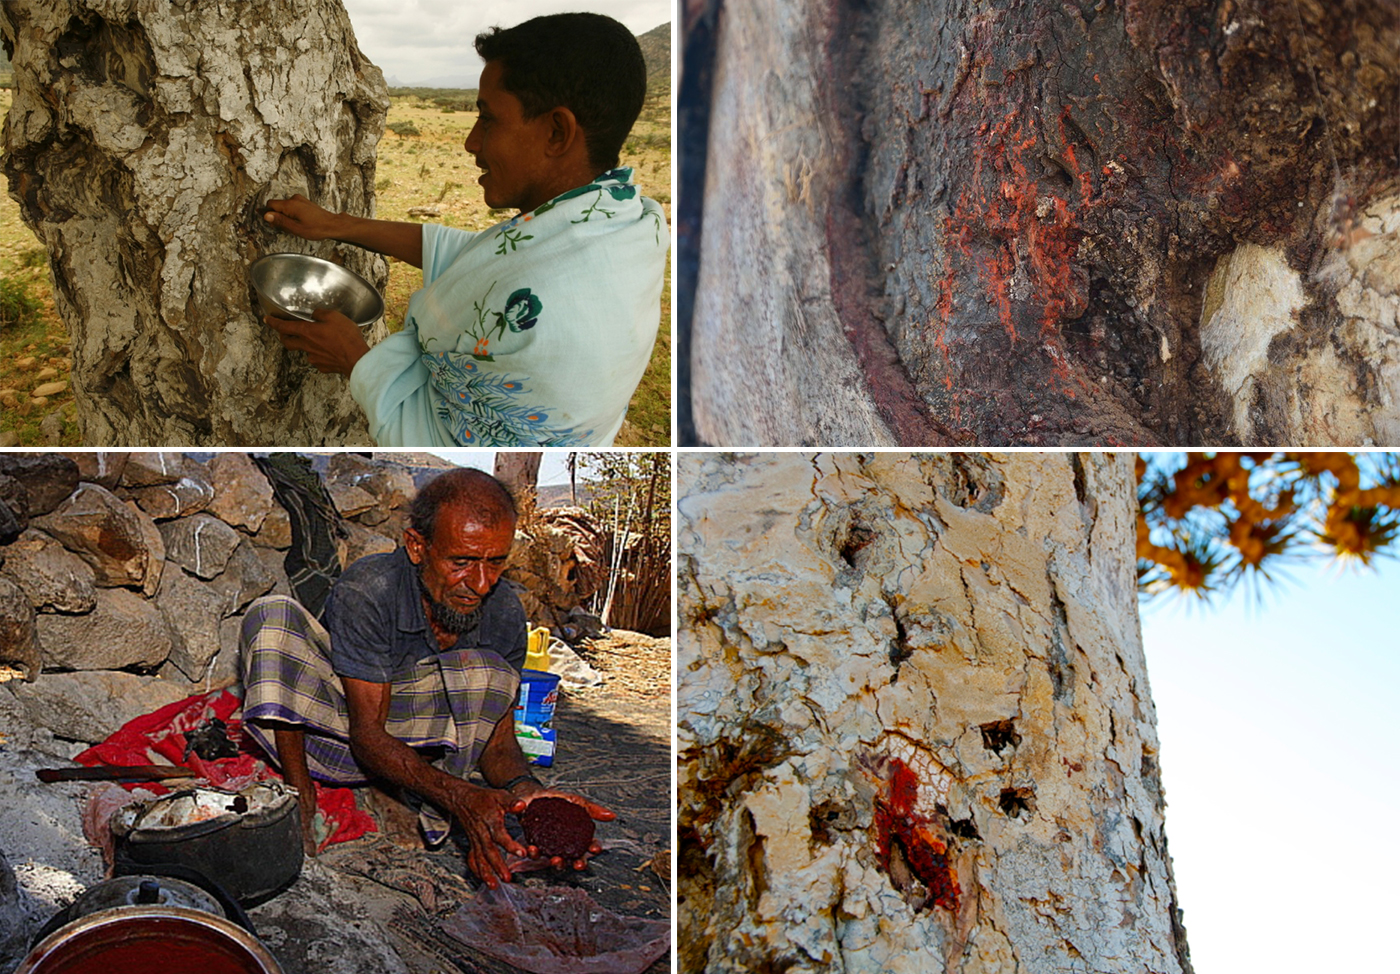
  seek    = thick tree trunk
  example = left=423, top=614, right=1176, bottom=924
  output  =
left=678, top=453, right=1191, bottom=973
left=685, top=0, right=1399, bottom=446
left=493, top=451, right=543, bottom=495
left=0, top=0, right=389, bottom=446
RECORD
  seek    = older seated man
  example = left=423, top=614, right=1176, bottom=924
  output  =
left=240, top=467, right=610, bottom=886
left=261, top=12, right=667, bottom=447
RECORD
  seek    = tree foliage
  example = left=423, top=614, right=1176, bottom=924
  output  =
left=570, top=451, right=670, bottom=634
left=1137, top=452, right=1400, bottom=601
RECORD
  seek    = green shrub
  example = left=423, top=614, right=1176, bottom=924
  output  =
left=387, top=121, right=421, bottom=137
left=18, top=247, right=47, bottom=269
left=0, top=277, right=41, bottom=328
left=376, top=176, right=393, bottom=190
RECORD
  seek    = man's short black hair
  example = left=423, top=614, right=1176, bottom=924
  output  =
left=409, top=468, right=517, bottom=544
left=474, top=12, right=647, bottom=174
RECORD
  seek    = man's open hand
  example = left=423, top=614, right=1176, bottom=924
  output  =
left=264, top=307, right=370, bottom=376
left=446, top=784, right=529, bottom=889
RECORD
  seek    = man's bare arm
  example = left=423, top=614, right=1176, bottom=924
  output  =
left=342, top=676, right=526, bottom=886
left=263, top=194, right=424, bottom=268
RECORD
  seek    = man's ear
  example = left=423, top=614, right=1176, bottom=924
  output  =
left=404, top=527, right=427, bottom=565
left=544, top=106, right=582, bottom=158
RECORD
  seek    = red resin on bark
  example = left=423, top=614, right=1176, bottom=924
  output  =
left=873, top=757, right=959, bottom=912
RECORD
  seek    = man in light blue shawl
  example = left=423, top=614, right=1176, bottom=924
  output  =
left=261, top=13, right=666, bottom=447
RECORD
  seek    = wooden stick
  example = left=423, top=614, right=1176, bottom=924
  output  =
left=35, top=764, right=198, bottom=784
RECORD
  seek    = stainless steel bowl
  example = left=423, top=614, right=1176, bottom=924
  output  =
left=250, top=253, right=384, bottom=327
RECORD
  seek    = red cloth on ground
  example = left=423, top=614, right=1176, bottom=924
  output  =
left=75, top=688, right=376, bottom=851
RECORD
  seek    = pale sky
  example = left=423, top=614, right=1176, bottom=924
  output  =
left=425, top=449, right=575, bottom=485
left=1141, top=549, right=1398, bottom=970
left=340, top=0, right=671, bottom=87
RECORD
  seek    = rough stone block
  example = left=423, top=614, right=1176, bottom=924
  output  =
left=35, top=587, right=172, bottom=671
left=7, top=669, right=191, bottom=744
left=156, top=569, right=228, bottom=681
left=0, top=577, right=39, bottom=681
left=159, top=513, right=241, bottom=580
left=251, top=504, right=293, bottom=549
left=208, top=541, right=278, bottom=615
left=0, top=454, right=79, bottom=516
left=129, top=474, right=216, bottom=520
left=57, top=451, right=128, bottom=489
left=0, top=529, right=97, bottom=614
left=342, top=522, right=398, bottom=569
left=119, top=452, right=190, bottom=487
left=327, top=481, right=376, bottom=517
left=327, top=453, right=415, bottom=526
left=33, top=484, right=154, bottom=589
left=206, top=453, right=274, bottom=532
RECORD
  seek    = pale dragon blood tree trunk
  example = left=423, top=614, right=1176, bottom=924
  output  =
left=0, top=0, right=389, bottom=445
left=677, top=453, right=1191, bottom=974
left=684, top=0, right=1399, bottom=446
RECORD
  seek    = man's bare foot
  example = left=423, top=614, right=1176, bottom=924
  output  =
left=367, top=784, right=424, bottom=850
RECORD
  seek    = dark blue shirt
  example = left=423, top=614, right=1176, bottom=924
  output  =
left=323, top=547, right=527, bottom=682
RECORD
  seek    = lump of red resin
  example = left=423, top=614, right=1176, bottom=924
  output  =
left=520, top=797, right=595, bottom=859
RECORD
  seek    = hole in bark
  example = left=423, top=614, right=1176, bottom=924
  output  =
left=838, top=518, right=876, bottom=568
left=809, top=802, right=843, bottom=846
left=56, top=15, right=104, bottom=82
left=1071, top=453, right=1088, bottom=504
left=677, top=825, right=716, bottom=973
left=948, top=816, right=980, bottom=841
left=935, top=453, right=1006, bottom=512
left=677, top=824, right=714, bottom=884
left=741, top=809, right=768, bottom=905
left=979, top=719, right=1021, bottom=755
left=940, top=805, right=981, bottom=841
left=889, top=610, right=912, bottom=680
left=998, top=786, right=1036, bottom=819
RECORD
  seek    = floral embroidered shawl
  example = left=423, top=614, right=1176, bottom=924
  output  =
left=348, top=167, right=667, bottom=446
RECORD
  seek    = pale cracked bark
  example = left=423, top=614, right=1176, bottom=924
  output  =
left=678, top=453, right=1191, bottom=974
left=0, top=0, right=389, bottom=445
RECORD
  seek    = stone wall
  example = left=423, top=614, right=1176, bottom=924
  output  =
left=1, top=452, right=294, bottom=743
left=0, top=451, right=609, bottom=747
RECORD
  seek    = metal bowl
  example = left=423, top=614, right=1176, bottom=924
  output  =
left=250, top=253, right=384, bottom=327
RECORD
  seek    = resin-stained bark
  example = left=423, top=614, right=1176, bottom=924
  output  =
left=0, top=0, right=389, bottom=445
left=686, top=0, right=1400, bottom=446
left=678, top=453, right=1191, bottom=973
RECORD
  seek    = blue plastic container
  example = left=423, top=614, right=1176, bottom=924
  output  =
left=515, top=669, right=560, bottom=766
left=517, top=669, right=560, bottom=725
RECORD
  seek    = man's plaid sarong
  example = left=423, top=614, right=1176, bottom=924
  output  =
left=240, top=595, right=520, bottom=844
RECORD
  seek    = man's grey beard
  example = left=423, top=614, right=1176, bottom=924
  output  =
left=418, top=569, right=483, bottom=634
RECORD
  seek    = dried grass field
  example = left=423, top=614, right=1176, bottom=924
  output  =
left=0, top=85, right=671, bottom=446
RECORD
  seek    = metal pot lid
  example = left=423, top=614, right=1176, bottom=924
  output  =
left=66, top=875, right=224, bottom=919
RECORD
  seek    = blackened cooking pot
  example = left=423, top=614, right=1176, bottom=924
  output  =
left=111, top=780, right=303, bottom=906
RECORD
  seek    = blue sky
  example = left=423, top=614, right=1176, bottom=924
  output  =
left=1141, top=549, right=1399, bottom=970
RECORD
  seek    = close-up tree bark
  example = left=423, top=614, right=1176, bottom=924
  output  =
left=681, top=0, right=1399, bottom=446
left=0, top=0, right=388, bottom=446
left=677, top=453, right=1190, bottom=973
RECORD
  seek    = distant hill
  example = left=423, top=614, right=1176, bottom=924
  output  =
left=637, top=23, right=669, bottom=82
